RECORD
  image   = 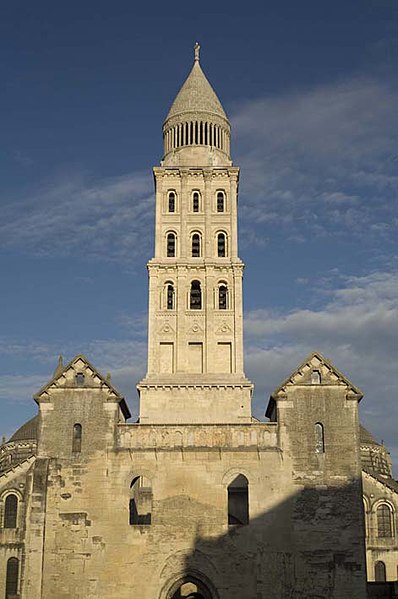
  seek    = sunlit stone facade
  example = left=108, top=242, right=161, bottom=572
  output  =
left=0, top=45, right=395, bottom=599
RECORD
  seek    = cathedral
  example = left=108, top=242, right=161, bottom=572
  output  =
left=1, top=45, right=397, bottom=599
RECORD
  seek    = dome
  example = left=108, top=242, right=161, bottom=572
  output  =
left=9, top=416, right=39, bottom=442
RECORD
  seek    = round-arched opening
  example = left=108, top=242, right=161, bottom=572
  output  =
left=164, top=575, right=216, bottom=599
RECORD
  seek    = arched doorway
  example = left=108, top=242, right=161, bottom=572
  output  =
left=165, top=575, right=215, bottom=599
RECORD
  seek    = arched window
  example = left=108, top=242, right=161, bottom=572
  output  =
left=375, top=561, right=386, bottom=582
left=190, top=281, right=202, bottom=310
left=169, top=578, right=213, bottom=599
left=363, top=497, right=369, bottom=538
left=4, top=494, right=18, bottom=528
left=191, top=233, right=201, bottom=257
left=72, top=423, right=82, bottom=454
left=219, top=285, right=228, bottom=310
left=315, top=423, right=325, bottom=454
left=166, top=283, right=175, bottom=310
left=167, top=232, right=176, bottom=257
left=129, top=476, right=152, bottom=525
left=217, top=191, right=225, bottom=212
left=6, top=557, right=19, bottom=598
left=192, top=191, right=200, bottom=213
left=228, top=474, right=249, bottom=525
left=217, top=232, right=226, bottom=257
left=377, top=504, right=393, bottom=537
left=168, top=191, right=175, bottom=213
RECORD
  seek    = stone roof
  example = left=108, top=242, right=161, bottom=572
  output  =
left=363, top=468, right=398, bottom=494
left=9, top=415, right=39, bottom=442
left=359, top=424, right=381, bottom=447
left=165, top=58, right=228, bottom=122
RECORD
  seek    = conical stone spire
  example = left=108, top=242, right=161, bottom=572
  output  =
left=165, top=43, right=228, bottom=122
left=162, top=43, right=231, bottom=166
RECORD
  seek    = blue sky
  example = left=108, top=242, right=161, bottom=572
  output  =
left=1, top=1, right=397, bottom=470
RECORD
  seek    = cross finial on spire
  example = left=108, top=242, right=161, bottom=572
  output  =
left=194, top=42, right=200, bottom=62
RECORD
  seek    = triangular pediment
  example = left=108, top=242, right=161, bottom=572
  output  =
left=33, top=355, right=130, bottom=418
left=270, top=351, right=363, bottom=401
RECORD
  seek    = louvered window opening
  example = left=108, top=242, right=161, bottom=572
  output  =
left=167, top=285, right=174, bottom=310
left=167, top=233, right=176, bottom=257
left=193, top=192, right=200, bottom=212
left=190, top=281, right=202, bottom=310
left=218, top=233, right=226, bottom=257
left=219, top=286, right=228, bottom=310
left=192, top=234, right=201, bottom=257
left=168, top=192, right=175, bottom=213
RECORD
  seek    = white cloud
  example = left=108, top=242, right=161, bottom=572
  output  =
left=233, top=78, right=398, bottom=245
left=244, top=269, right=398, bottom=471
left=0, top=171, right=154, bottom=264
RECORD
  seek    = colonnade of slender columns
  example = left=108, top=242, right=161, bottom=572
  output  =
left=163, top=121, right=229, bottom=154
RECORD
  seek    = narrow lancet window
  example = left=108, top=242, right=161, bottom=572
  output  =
left=190, top=281, right=202, bottom=310
left=167, top=284, right=175, bottom=310
left=315, top=423, right=325, bottom=454
left=167, top=233, right=176, bottom=257
left=228, top=474, right=249, bottom=525
left=6, top=557, right=19, bottom=598
left=4, top=494, right=18, bottom=528
left=72, top=423, right=82, bottom=454
left=193, top=192, right=200, bottom=212
left=219, top=285, right=228, bottom=310
left=192, top=233, right=201, bottom=257
left=217, top=192, right=225, bottom=212
left=168, top=192, right=175, bottom=213
left=217, top=232, right=226, bottom=257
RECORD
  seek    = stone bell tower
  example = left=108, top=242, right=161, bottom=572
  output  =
left=138, top=44, right=253, bottom=423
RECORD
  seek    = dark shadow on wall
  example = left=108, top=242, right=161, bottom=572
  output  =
left=166, top=480, right=367, bottom=599
left=367, top=582, right=398, bottom=598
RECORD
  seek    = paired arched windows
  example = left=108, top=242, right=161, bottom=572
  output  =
left=377, top=503, right=393, bottom=537
left=6, top=557, right=19, bottom=598
left=191, top=233, right=201, bottom=257
left=315, top=423, right=325, bottom=454
left=129, top=476, right=152, bottom=525
left=228, top=474, right=249, bottom=525
left=167, top=232, right=176, bottom=257
left=168, top=191, right=176, bottom=213
left=190, top=281, right=202, bottom=310
left=4, top=494, right=18, bottom=528
left=72, top=423, right=82, bottom=454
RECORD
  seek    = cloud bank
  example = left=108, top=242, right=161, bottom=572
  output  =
left=233, top=78, right=398, bottom=245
